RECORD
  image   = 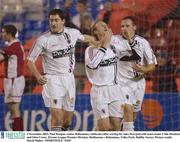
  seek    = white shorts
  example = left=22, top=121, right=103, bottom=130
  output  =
left=90, top=85, right=125, bottom=120
left=120, top=78, right=145, bottom=112
left=42, top=74, right=75, bottom=111
left=4, top=76, right=25, bottom=103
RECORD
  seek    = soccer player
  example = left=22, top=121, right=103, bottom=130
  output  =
left=27, top=9, right=94, bottom=131
left=117, top=16, right=157, bottom=131
left=85, top=21, right=125, bottom=131
left=0, top=25, right=25, bottom=131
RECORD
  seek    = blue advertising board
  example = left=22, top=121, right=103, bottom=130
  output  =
left=0, top=93, right=179, bottom=131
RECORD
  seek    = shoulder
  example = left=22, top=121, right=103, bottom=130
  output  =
left=64, top=27, right=81, bottom=34
left=135, top=35, right=149, bottom=44
left=37, top=31, right=50, bottom=41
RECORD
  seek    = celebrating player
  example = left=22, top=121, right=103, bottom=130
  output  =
left=85, top=21, right=125, bottom=131
left=117, top=16, right=157, bottom=130
left=27, top=9, right=94, bottom=131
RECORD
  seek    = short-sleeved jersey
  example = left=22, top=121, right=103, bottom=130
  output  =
left=28, top=27, right=85, bottom=74
left=85, top=36, right=118, bottom=86
left=3, top=39, right=25, bottom=78
left=116, top=35, right=157, bottom=82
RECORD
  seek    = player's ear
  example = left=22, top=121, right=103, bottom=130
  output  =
left=62, top=19, right=65, bottom=25
left=134, top=25, right=137, bottom=31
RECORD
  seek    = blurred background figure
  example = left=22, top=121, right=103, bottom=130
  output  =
left=152, top=50, right=178, bottom=93
left=97, top=1, right=112, bottom=24
left=74, top=13, right=94, bottom=94
left=72, top=0, right=90, bottom=28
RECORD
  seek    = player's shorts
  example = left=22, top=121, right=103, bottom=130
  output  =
left=4, top=76, right=25, bottom=103
left=90, top=84, right=125, bottom=120
left=131, top=78, right=145, bottom=112
left=119, top=78, right=145, bottom=112
left=42, top=73, right=75, bottom=111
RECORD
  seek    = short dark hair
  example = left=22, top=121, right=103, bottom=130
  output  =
left=2, top=24, right=17, bottom=37
left=48, top=9, right=65, bottom=20
left=122, top=16, right=137, bottom=25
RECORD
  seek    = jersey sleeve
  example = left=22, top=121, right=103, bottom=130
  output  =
left=85, top=46, right=106, bottom=69
left=143, top=40, right=157, bottom=65
left=27, top=36, right=45, bottom=63
left=75, top=29, right=85, bottom=41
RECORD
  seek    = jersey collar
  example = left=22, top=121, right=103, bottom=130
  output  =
left=8, top=39, right=19, bottom=46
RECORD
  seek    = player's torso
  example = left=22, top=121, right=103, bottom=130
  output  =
left=116, top=35, right=146, bottom=83
left=41, top=28, right=83, bottom=74
left=5, top=41, right=24, bottom=78
left=86, top=46, right=118, bottom=86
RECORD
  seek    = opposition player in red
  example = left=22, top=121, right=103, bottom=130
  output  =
left=0, top=25, right=25, bottom=131
left=27, top=9, right=94, bottom=131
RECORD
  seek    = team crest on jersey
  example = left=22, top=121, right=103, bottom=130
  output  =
left=70, top=97, right=74, bottom=105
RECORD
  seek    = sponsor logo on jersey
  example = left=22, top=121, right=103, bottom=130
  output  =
left=52, top=45, right=74, bottom=58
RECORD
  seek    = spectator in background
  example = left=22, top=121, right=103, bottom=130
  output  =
left=64, top=0, right=79, bottom=29
left=74, top=13, right=94, bottom=93
left=72, top=0, right=90, bottom=28
left=152, top=50, right=178, bottom=92
left=97, top=1, right=112, bottom=24
left=0, top=25, right=25, bottom=131
left=75, top=13, right=94, bottom=63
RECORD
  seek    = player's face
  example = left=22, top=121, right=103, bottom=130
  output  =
left=49, top=14, right=65, bottom=33
left=92, top=21, right=109, bottom=40
left=1, top=28, right=8, bottom=41
left=121, top=19, right=136, bottom=39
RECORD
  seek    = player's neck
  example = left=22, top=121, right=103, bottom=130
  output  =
left=8, top=37, right=16, bottom=43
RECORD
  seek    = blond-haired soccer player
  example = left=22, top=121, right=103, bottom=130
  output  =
left=85, top=21, right=125, bottom=131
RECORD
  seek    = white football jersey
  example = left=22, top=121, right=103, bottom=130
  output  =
left=116, top=35, right=157, bottom=83
left=85, top=37, right=118, bottom=86
left=28, top=27, right=85, bottom=74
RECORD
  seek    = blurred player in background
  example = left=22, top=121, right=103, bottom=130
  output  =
left=117, top=16, right=157, bottom=130
left=85, top=21, right=125, bottom=131
left=27, top=9, right=94, bottom=131
left=0, top=25, right=25, bottom=131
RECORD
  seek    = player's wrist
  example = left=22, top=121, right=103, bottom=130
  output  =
left=99, top=47, right=107, bottom=53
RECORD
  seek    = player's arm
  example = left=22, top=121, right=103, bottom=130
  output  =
left=85, top=46, right=107, bottom=69
left=85, top=29, right=112, bottom=69
left=27, top=38, right=47, bottom=85
left=133, top=40, right=157, bottom=74
left=133, top=63, right=156, bottom=74
left=83, top=34, right=101, bottom=47
left=27, top=60, right=47, bottom=85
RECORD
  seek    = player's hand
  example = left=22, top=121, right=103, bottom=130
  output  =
left=0, top=49, right=5, bottom=54
left=37, top=75, right=48, bottom=85
left=100, top=28, right=112, bottom=48
left=123, top=30, right=133, bottom=44
left=133, top=64, right=145, bottom=73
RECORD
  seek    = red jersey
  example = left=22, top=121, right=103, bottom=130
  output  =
left=3, top=39, right=25, bottom=78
